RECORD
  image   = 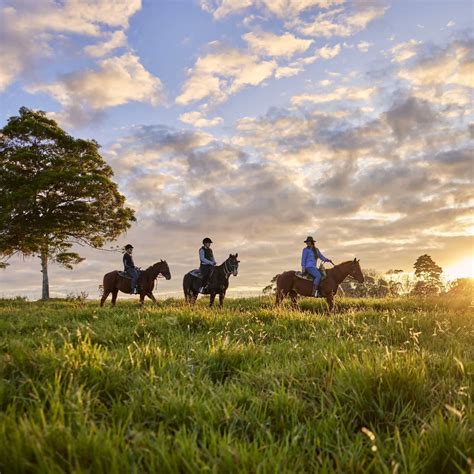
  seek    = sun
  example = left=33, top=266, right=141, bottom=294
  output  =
left=445, top=257, right=474, bottom=280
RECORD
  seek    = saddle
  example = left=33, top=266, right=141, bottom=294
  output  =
left=189, top=269, right=202, bottom=278
left=295, top=271, right=313, bottom=281
left=118, top=271, right=132, bottom=279
left=295, top=264, right=327, bottom=282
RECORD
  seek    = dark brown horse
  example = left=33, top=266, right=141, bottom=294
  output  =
left=100, top=260, right=171, bottom=307
left=183, top=254, right=239, bottom=308
left=275, top=259, right=364, bottom=312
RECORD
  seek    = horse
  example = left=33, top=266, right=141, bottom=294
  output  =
left=100, top=260, right=171, bottom=307
left=183, top=254, right=239, bottom=308
left=275, top=259, right=364, bottom=312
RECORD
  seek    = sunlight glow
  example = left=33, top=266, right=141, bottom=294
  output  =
left=445, top=257, right=474, bottom=280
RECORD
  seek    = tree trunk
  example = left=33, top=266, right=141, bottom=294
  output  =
left=40, top=250, right=49, bottom=300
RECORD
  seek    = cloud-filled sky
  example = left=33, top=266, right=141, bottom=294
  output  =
left=0, top=0, right=473, bottom=298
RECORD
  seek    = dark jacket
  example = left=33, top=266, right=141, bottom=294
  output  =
left=123, top=253, right=135, bottom=271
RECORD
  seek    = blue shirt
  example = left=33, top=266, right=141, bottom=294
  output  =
left=301, top=247, right=330, bottom=270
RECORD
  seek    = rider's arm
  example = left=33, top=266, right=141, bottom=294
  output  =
left=317, top=249, right=332, bottom=264
left=199, top=248, right=215, bottom=265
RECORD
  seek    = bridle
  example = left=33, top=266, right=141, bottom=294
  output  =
left=223, top=259, right=238, bottom=278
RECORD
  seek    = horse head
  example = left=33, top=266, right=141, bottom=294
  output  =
left=227, top=253, right=240, bottom=276
left=350, top=258, right=364, bottom=283
left=148, top=260, right=171, bottom=280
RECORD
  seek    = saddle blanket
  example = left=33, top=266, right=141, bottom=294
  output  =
left=189, top=269, right=202, bottom=278
left=118, top=271, right=132, bottom=279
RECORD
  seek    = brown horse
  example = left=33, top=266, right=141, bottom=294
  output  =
left=275, top=259, right=364, bottom=312
left=100, top=260, right=171, bottom=307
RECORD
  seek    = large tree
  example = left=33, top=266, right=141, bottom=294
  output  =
left=411, top=254, right=444, bottom=296
left=0, top=107, right=135, bottom=299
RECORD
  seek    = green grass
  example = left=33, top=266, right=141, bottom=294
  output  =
left=0, top=296, right=472, bottom=473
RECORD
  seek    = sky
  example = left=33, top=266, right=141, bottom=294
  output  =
left=0, top=0, right=473, bottom=299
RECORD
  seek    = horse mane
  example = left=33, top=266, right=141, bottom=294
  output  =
left=144, top=260, right=167, bottom=273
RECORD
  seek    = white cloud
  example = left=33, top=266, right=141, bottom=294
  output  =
left=390, top=39, right=422, bottom=63
left=179, top=111, right=224, bottom=128
left=85, top=30, right=127, bottom=57
left=176, top=46, right=276, bottom=105
left=275, top=66, right=304, bottom=79
left=314, top=43, right=342, bottom=59
left=291, top=86, right=377, bottom=105
left=243, top=31, right=313, bottom=58
left=297, top=3, right=388, bottom=38
left=357, top=41, right=373, bottom=53
left=399, top=41, right=474, bottom=88
left=0, top=0, right=141, bottom=91
left=28, top=53, right=164, bottom=126
left=200, top=0, right=345, bottom=20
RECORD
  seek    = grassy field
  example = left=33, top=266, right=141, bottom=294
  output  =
left=0, top=296, right=472, bottom=473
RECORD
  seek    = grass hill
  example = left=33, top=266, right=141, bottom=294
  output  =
left=0, top=297, right=472, bottom=473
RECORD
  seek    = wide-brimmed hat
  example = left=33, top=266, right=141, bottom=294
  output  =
left=125, top=244, right=134, bottom=250
left=304, top=236, right=316, bottom=243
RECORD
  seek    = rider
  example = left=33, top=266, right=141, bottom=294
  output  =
left=199, top=237, right=216, bottom=292
left=301, top=236, right=333, bottom=297
left=123, top=244, right=139, bottom=294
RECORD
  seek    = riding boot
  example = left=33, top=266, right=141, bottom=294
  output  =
left=312, top=284, right=319, bottom=297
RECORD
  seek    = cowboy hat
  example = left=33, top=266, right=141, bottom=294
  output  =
left=304, top=236, right=316, bottom=243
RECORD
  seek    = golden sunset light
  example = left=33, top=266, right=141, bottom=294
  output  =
left=0, top=1, right=473, bottom=471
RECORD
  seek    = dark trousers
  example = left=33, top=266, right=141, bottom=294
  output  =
left=126, top=267, right=139, bottom=291
left=200, top=264, right=213, bottom=287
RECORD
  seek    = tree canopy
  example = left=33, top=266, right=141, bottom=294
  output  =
left=411, top=254, right=444, bottom=296
left=0, top=107, right=136, bottom=298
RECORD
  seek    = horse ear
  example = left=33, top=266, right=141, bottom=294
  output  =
left=235, top=253, right=238, bottom=258
left=353, top=258, right=357, bottom=263
left=357, top=259, right=360, bottom=263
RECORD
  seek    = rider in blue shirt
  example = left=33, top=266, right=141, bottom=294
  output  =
left=301, top=236, right=333, bottom=297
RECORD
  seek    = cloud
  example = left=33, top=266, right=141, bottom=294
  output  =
left=179, top=111, right=224, bottom=128
left=357, top=41, right=373, bottom=53
left=0, top=0, right=141, bottom=91
left=84, top=30, right=127, bottom=57
left=399, top=39, right=474, bottom=87
left=200, top=0, right=345, bottom=21
left=296, top=2, right=388, bottom=38
left=291, top=85, right=376, bottom=105
left=384, top=96, right=438, bottom=141
left=176, top=46, right=276, bottom=105
left=243, top=31, right=313, bottom=58
left=390, top=39, right=422, bottom=63
left=28, top=53, right=165, bottom=127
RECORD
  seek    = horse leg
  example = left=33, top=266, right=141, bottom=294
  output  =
left=326, top=292, right=335, bottom=314
left=289, top=291, right=299, bottom=310
left=218, top=291, right=225, bottom=308
left=100, top=290, right=111, bottom=307
left=111, top=289, right=119, bottom=307
left=147, top=291, right=158, bottom=305
left=275, top=289, right=285, bottom=305
left=209, top=292, right=216, bottom=308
